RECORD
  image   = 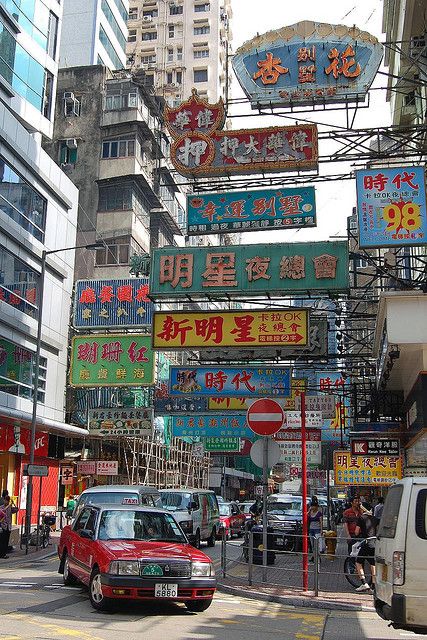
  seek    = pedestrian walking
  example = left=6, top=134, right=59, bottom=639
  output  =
left=343, top=495, right=362, bottom=554
left=354, top=510, right=378, bottom=592
left=0, top=496, right=18, bottom=558
left=373, top=496, right=384, bottom=521
left=249, top=498, right=262, bottom=519
left=66, top=495, right=76, bottom=524
left=0, top=489, right=9, bottom=507
left=307, top=496, right=323, bottom=561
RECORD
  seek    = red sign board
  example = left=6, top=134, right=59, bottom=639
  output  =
left=246, top=399, right=284, bottom=436
left=0, top=425, right=49, bottom=457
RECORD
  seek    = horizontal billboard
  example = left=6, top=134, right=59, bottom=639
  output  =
left=187, top=187, right=316, bottom=235
left=153, top=309, right=309, bottom=349
left=334, top=451, right=402, bottom=486
left=171, top=415, right=252, bottom=438
left=87, top=408, right=153, bottom=438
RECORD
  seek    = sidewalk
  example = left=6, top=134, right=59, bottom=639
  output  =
left=0, top=530, right=60, bottom=568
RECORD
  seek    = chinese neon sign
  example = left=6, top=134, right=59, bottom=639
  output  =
left=165, top=91, right=318, bottom=177
left=186, top=187, right=316, bottom=235
left=169, top=366, right=290, bottom=398
left=153, top=309, right=309, bottom=349
left=334, top=451, right=402, bottom=486
left=69, top=335, right=154, bottom=387
left=232, top=21, right=383, bottom=108
left=356, top=166, right=427, bottom=248
left=150, top=241, right=349, bottom=299
left=172, top=415, right=253, bottom=438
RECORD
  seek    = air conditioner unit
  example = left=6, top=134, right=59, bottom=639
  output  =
left=65, top=138, right=78, bottom=149
left=142, top=15, right=153, bottom=22
left=63, top=91, right=75, bottom=103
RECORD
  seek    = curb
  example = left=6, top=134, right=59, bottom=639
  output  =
left=2, top=547, right=58, bottom=568
left=217, top=582, right=376, bottom=613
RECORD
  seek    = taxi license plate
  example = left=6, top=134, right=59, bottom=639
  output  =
left=155, top=583, right=178, bottom=598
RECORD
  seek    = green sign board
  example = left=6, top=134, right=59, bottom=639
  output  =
left=69, top=334, right=154, bottom=387
left=150, top=241, right=349, bottom=299
left=203, top=437, right=241, bottom=452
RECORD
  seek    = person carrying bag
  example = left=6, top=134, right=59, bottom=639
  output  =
left=0, top=496, right=18, bottom=559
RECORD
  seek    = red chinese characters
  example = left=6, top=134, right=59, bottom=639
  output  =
left=253, top=52, right=289, bottom=85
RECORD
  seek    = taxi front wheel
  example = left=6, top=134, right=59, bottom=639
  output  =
left=89, top=568, right=112, bottom=611
left=185, top=599, right=213, bottom=612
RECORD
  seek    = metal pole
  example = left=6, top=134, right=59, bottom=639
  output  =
left=221, top=527, right=226, bottom=578
left=301, top=391, right=308, bottom=591
left=36, top=476, right=43, bottom=550
left=314, top=535, right=319, bottom=597
left=25, top=249, right=46, bottom=554
left=248, top=530, right=253, bottom=586
left=326, top=449, right=331, bottom=530
left=262, top=435, right=268, bottom=583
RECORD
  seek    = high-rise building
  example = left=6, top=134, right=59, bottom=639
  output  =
left=0, top=0, right=83, bottom=515
left=59, top=0, right=129, bottom=70
left=126, top=0, right=232, bottom=105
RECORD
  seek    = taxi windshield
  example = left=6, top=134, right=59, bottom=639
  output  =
left=98, top=510, right=186, bottom=543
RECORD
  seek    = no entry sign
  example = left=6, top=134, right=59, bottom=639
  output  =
left=246, top=399, right=284, bottom=436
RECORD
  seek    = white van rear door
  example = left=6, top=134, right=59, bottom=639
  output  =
left=406, top=483, right=427, bottom=596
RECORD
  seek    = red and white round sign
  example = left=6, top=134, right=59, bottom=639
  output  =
left=246, top=399, right=284, bottom=436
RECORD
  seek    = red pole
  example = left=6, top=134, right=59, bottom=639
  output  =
left=301, top=391, right=308, bottom=591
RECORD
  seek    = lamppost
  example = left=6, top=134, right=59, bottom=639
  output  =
left=24, top=242, right=102, bottom=553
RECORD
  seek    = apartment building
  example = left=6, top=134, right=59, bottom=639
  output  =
left=59, top=0, right=129, bottom=70
left=0, top=0, right=82, bottom=509
left=126, top=0, right=232, bottom=105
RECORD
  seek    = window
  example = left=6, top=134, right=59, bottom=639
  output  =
left=193, top=68, right=208, bottom=82
left=167, top=48, right=173, bottom=62
left=377, top=485, right=403, bottom=539
left=0, top=156, right=47, bottom=241
left=1, top=1, right=60, bottom=56
left=95, top=239, right=131, bottom=266
left=176, top=70, right=182, bottom=84
left=142, top=31, right=157, bottom=40
left=416, top=489, right=427, bottom=540
left=129, top=7, right=138, bottom=19
left=170, top=4, right=183, bottom=14
left=143, top=9, right=158, bottom=17
left=144, top=74, right=154, bottom=87
left=167, top=71, right=173, bottom=84
left=110, top=0, right=128, bottom=22
left=141, top=54, right=156, bottom=64
left=194, top=48, right=209, bottom=58
left=128, top=29, right=136, bottom=42
left=99, top=25, right=124, bottom=69
left=43, top=70, right=54, bottom=119
left=0, top=245, right=40, bottom=318
left=168, top=24, right=174, bottom=38
left=102, top=137, right=135, bottom=159
left=59, top=141, right=78, bottom=165
left=177, top=46, right=182, bottom=61
left=195, top=3, right=210, bottom=11
left=101, top=0, right=127, bottom=51
left=47, top=11, right=59, bottom=59
left=0, top=337, right=46, bottom=403
left=74, top=508, right=94, bottom=532
left=194, top=25, right=209, bottom=35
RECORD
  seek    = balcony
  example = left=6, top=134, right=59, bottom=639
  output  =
left=99, top=156, right=153, bottom=185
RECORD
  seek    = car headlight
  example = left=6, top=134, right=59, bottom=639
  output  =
left=180, top=520, right=193, bottom=532
left=191, top=562, right=214, bottom=577
left=109, top=560, right=140, bottom=575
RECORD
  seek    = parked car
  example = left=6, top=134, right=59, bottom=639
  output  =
left=160, top=489, right=219, bottom=548
left=58, top=504, right=216, bottom=612
left=73, top=485, right=162, bottom=519
left=375, top=477, right=427, bottom=634
left=239, top=501, right=255, bottom=520
left=217, top=501, right=246, bottom=539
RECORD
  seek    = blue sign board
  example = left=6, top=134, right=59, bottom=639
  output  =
left=172, top=414, right=253, bottom=438
left=169, top=366, right=290, bottom=398
left=73, top=278, right=153, bottom=329
left=154, top=396, right=208, bottom=415
left=356, top=166, right=427, bottom=248
left=186, top=187, right=316, bottom=235
left=232, top=22, right=383, bottom=108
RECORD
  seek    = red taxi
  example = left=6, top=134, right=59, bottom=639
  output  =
left=58, top=504, right=216, bottom=612
left=217, top=501, right=246, bottom=539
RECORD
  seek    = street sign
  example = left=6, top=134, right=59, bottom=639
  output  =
left=295, top=395, right=336, bottom=418
left=285, top=411, right=323, bottom=428
left=247, top=399, right=285, bottom=436
left=61, top=466, right=74, bottom=485
left=24, top=464, right=49, bottom=477
left=350, top=438, right=400, bottom=456
left=250, top=438, right=282, bottom=468
left=334, top=451, right=402, bottom=486
left=203, top=437, right=241, bottom=452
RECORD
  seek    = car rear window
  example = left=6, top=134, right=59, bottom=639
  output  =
left=377, top=484, right=404, bottom=539
left=415, top=488, right=427, bottom=540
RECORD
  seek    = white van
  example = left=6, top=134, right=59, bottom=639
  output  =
left=160, top=489, right=219, bottom=548
left=375, top=477, right=427, bottom=634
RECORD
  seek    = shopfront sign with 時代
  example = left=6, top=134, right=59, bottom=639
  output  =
left=168, top=366, right=290, bottom=398
left=232, top=21, right=383, bottom=109
left=334, top=451, right=402, bottom=486
left=153, top=309, right=309, bottom=349
left=165, top=91, right=318, bottom=178
left=150, top=241, right=349, bottom=299
left=356, top=166, right=427, bottom=248
left=69, top=335, right=154, bottom=387
left=186, top=187, right=316, bottom=235
left=206, top=379, right=306, bottom=412
left=172, top=415, right=252, bottom=438
left=87, top=408, right=153, bottom=437
left=73, top=278, right=153, bottom=328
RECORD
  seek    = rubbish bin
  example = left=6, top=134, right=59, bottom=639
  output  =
left=251, top=525, right=276, bottom=565
left=324, top=530, right=337, bottom=558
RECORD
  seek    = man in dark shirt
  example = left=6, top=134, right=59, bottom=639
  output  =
left=343, top=495, right=362, bottom=554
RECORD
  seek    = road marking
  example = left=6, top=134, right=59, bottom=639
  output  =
left=0, top=583, right=36, bottom=588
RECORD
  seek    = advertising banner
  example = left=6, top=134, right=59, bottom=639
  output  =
left=96, top=461, right=118, bottom=476
left=69, top=335, right=154, bottom=387
left=285, top=411, right=324, bottom=428
left=0, top=425, right=49, bottom=457
left=171, top=415, right=252, bottom=438
left=150, top=241, right=349, bottom=299
left=351, top=438, right=400, bottom=457
left=187, top=187, right=316, bottom=235
left=169, top=366, right=290, bottom=398
left=274, top=429, right=322, bottom=464
left=232, top=22, right=383, bottom=108
left=207, top=380, right=306, bottom=412
left=334, top=451, right=402, bottom=486
left=356, top=166, right=427, bottom=248
left=87, top=408, right=153, bottom=437
left=203, top=437, right=241, bottom=452
left=295, top=394, right=337, bottom=418
left=73, top=278, right=153, bottom=328
left=153, top=309, right=309, bottom=349
left=76, top=461, right=96, bottom=475
left=154, top=396, right=208, bottom=415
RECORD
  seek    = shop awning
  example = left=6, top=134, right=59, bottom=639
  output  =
left=0, top=406, right=89, bottom=437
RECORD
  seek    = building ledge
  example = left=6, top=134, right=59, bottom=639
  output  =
left=0, top=406, right=89, bottom=437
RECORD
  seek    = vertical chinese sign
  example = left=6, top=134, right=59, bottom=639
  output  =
left=356, top=166, right=427, bottom=248
left=69, top=335, right=154, bottom=387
